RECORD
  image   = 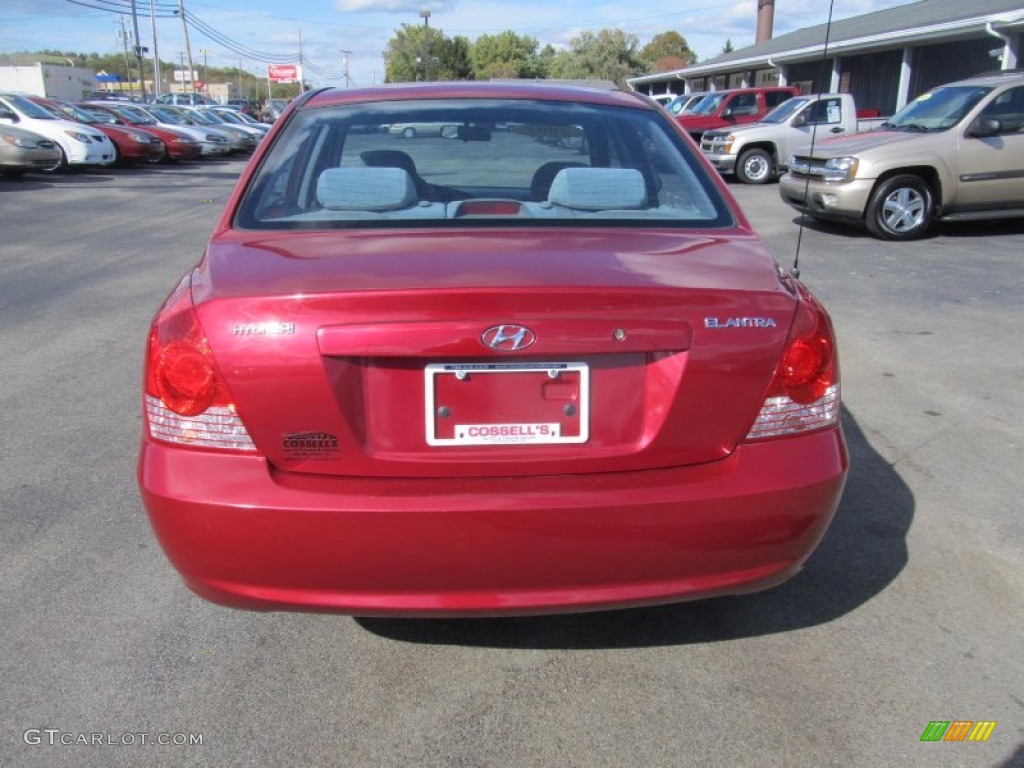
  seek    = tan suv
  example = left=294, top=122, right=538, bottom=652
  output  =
left=778, top=71, right=1024, bottom=240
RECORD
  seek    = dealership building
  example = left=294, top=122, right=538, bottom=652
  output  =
left=629, top=0, right=1023, bottom=116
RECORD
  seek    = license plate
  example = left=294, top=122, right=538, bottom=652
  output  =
left=425, top=362, right=589, bottom=446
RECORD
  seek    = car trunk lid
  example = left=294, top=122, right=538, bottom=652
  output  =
left=194, top=229, right=796, bottom=477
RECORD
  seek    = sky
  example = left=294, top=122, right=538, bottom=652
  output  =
left=0, top=0, right=919, bottom=90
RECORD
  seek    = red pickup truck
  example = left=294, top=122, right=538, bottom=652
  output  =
left=676, top=86, right=801, bottom=142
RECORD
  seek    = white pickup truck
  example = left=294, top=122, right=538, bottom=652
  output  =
left=700, top=93, right=886, bottom=184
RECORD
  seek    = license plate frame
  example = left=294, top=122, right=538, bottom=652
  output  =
left=424, top=362, right=589, bottom=446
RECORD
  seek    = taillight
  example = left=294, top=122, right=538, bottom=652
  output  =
left=143, top=274, right=257, bottom=452
left=745, top=291, right=840, bottom=440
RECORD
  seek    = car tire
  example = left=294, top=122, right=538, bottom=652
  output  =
left=864, top=174, right=934, bottom=240
left=402, top=127, right=416, bottom=139
left=736, top=148, right=774, bottom=184
left=0, top=169, right=26, bottom=178
left=42, top=147, right=68, bottom=174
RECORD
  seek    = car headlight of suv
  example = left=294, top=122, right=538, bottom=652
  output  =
left=65, top=130, right=93, bottom=143
left=821, top=156, right=859, bottom=182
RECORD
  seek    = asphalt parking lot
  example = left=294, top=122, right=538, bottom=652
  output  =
left=1, top=158, right=1022, bottom=768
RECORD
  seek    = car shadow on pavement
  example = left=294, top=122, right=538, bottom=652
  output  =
left=789, top=213, right=1024, bottom=240
left=357, top=406, right=914, bottom=648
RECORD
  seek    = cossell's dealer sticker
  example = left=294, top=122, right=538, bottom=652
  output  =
left=454, top=423, right=561, bottom=445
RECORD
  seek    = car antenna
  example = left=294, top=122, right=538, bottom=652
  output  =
left=792, top=0, right=836, bottom=280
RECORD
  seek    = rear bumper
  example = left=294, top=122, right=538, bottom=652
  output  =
left=139, top=428, right=848, bottom=617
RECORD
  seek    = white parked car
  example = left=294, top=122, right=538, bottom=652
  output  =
left=0, top=92, right=115, bottom=170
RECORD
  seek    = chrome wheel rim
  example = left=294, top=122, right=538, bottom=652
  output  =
left=881, top=187, right=925, bottom=232
left=743, top=154, right=769, bottom=181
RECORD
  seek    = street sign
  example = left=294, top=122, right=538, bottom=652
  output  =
left=173, top=68, right=194, bottom=83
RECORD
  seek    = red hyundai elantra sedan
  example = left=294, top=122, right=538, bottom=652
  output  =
left=138, top=82, right=848, bottom=616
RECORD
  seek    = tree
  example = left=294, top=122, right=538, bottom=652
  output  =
left=721, top=39, right=735, bottom=55
left=470, top=31, right=543, bottom=80
left=438, top=35, right=473, bottom=81
left=548, top=29, right=646, bottom=88
left=383, top=24, right=472, bottom=82
left=640, top=31, right=696, bottom=72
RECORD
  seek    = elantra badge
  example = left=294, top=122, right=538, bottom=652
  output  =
left=481, top=324, right=536, bottom=351
left=704, top=317, right=777, bottom=329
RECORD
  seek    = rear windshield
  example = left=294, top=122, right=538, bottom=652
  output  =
left=235, top=97, right=732, bottom=230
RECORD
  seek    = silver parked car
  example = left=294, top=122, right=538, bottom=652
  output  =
left=0, top=123, right=62, bottom=177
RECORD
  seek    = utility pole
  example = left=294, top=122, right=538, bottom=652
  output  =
left=237, top=58, right=243, bottom=98
left=117, top=16, right=135, bottom=99
left=199, top=48, right=211, bottom=94
left=298, top=25, right=304, bottom=93
left=419, top=10, right=430, bottom=82
left=178, top=0, right=195, bottom=93
left=130, top=0, right=147, bottom=101
left=150, top=0, right=161, bottom=96
left=340, top=49, right=351, bottom=88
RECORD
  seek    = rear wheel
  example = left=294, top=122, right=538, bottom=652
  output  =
left=736, top=148, right=774, bottom=184
left=864, top=175, right=933, bottom=240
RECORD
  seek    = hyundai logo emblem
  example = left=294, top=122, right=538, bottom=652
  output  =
left=481, top=324, right=536, bottom=352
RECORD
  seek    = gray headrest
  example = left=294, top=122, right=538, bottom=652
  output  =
left=547, top=167, right=647, bottom=210
left=317, top=167, right=417, bottom=211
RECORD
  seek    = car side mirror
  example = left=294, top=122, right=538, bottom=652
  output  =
left=792, top=111, right=808, bottom=127
left=722, top=107, right=734, bottom=118
left=968, top=117, right=1001, bottom=138
left=0, top=108, right=17, bottom=123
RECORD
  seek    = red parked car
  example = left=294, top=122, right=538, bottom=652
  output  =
left=29, top=96, right=166, bottom=165
left=79, top=102, right=202, bottom=161
left=677, top=86, right=801, bottom=142
left=139, top=82, right=847, bottom=617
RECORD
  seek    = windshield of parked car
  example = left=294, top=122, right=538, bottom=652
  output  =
left=209, top=109, right=243, bottom=124
left=664, top=95, right=686, bottom=115
left=3, top=94, right=57, bottom=119
left=147, top=106, right=189, bottom=125
left=236, top=97, right=731, bottom=230
left=109, top=105, right=158, bottom=125
left=81, top=108, right=117, bottom=124
left=686, top=93, right=727, bottom=116
left=49, top=101, right=103, bottom=124
left=233, top=111, right=261, bottom=124
left=183, top=109, right=218, bottom=125
left=882, top=85, right=992, bottom=132
left=762, top=97, right=809, bottom=124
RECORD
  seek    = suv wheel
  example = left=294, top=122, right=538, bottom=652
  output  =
left=736, top=148, right=774, bottom=184
left=865, top=175, right=933, bottom=240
